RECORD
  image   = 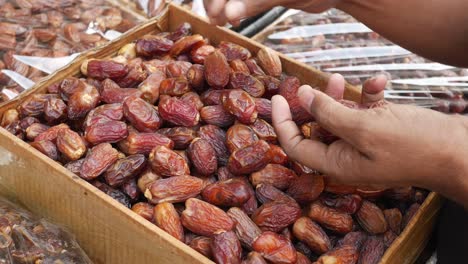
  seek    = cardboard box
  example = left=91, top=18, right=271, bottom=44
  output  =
left=0, top=4, right=442, bottom=264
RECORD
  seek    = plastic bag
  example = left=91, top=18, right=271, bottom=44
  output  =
left=257, top=9, right=468, bottom=114
left=0, top=197, right=92, bottom=263
left=0, top=0, right=144, bottom=103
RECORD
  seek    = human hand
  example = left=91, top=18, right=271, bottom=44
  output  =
left=203, top=0, right=341, bottom=25
left=272, top=74, right=468, bottom=206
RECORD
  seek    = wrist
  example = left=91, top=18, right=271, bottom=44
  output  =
left=428, top=115, right=468, bottom=207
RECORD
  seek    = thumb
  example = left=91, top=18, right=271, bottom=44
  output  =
left=298, top=77, right=366, bottom=145
left=224, top=0, right=280, bottom=22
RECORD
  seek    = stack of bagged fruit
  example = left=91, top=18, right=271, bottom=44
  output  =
left=0, top=23, right=427, bottom=264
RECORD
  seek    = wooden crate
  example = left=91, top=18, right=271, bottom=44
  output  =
left=0, top=4, right=441, bottom=264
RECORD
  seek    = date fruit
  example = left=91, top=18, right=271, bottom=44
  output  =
left=154, top=202, right=185, bottom=241
left=308, top=201, right=354, bottom=235
left=252, top=200, right=301, bottom=232
left=149, top=145, right=190, bottom=177
left=56, top=128, right=86, bottom=161
left=293, top=217, right=331, bottom=254
left=159, top=96, right=200, bottom=127
left=204, top=50, right=230, bottom=88
left=223, top=89, right=258, bottom=124
left=286, top=175, right=324, bottom=204
left=226, top=124, right=259, bottom=153
left=80, top=143, right=120, bottom=181
left=181, top=198, right=235, bottom=237
left=202, top=178, right=251, bottom=207
left=211, top=230, right=242, bottom=264
left=228, top=140, right=271, bottom=175
left=250, top=164, right=297, bottom=190
left=356, top=201, right=388, bottom=234
left=227, top=207, right=261, bottom=249
left=252, top=231, right=297, bottom=264
left=104, top=154, right=146, bottom=187
left=123, top=96, right=162, bottom=132
left=188, top=138, right=217, bottom=176
left=145, top=176, right=203, bottom=204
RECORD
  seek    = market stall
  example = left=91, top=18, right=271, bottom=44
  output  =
left=0, top=2, right=458, bottom=264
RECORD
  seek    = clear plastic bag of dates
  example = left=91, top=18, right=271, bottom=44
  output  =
left=1, top=21, right=430, bottom=264
left=0, top=197, right=92, bottom=263
left=0, top=0, right=144, bottom=103
left=257, top=9, right=468, bottom=114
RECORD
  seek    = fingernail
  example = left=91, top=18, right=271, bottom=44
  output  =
left=225, top=1, right=246, bottom=21
left=298, top=86, right=315, bottom=108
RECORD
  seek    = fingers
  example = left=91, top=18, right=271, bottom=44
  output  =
left=297, top=75, right=365, bottom=145
left=324, top=73, right=344, bottom=100
left=272, top=94, right=373, bottom=184
left=204, top=0, right=228, bottom=25
left=205, top=0, right=280, bottom=25
left=361, top=75, right=387, bottom=105
left=272, top=95, right=329, bottom=172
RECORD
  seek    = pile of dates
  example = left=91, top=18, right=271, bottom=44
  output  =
left=0, top=0, right=141, bottom=102
left=0, top=198, right=91, bottom=263
left=1, top=22, right=428, bottom=264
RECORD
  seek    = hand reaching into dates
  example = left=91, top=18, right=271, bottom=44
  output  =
left=272, top=74, right=468, bottom=208
left=203, top=0, right=341, bottom=25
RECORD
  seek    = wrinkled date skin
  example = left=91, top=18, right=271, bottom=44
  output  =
left=228, top=140, right=271, bottom=175
left=252, top=200, right=301, bottom=233
left=211, top=230, right=242, bottom=264
left=204, top=50, right=230, bottom=88
left=198, top=125, right=230, bottom=166
left=188, top=138, right=217, bottom=176
left=86, top=60, right=129, bottom=80
left=230, top=72, right=265, bottom=98
left=154, top=202, right=185, bottom=242
left=223, top=89, right=258, bottom=125
left=159, top=126, right=196, bottom=150
left=159, top=96, right=200, bottom=127
left=104, top=154, right=147, bottom=187
left=67, top=83, right=100, bottom=120
left=149, top=145, right=190, bottom=177
left=293, top=217, right=331, bottom=254
left=252, top=231, right=297, bottom=264
left=190, top=236, right=213, bottom=259
left=356, top=201, right=388, bottom=235
left=80, top=143, right=120, bottom=181
left=251, top=164, right=297, bottom=190
left=255, top=184, right=293, bottom=204
left=286, top=174, right=324, bottom=205
left=181, top=198, right=235, bottom=237
left=321, top=194, right=363, bottom=214
left=131, top=202, right=154, bottom=222
left=145, top=176, right=203, bottom=204
left=358, top=236, right=384, bottom=264
left=85, top=119, right=128, bottom=145
left=227, top=207, right=262, bottom=249
left=202, top=178, right=251, bottom=207
left=119, top=130, right=174, bottom=155
left=308, top=201, right=354, bottom=235
left=226, top=124, right=259, bottom=153
left=135, top=35, right=174, bottom=57
left=314, top=245, right=359, bottom=264
left=56, top=128, right=87, bottom=161
left=123, top=96, right=162, bottom=132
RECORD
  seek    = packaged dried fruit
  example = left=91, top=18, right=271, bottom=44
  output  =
left=0, top=197, right=91, bottom=263
left=256, top=9, right=468, bottom=114
left=0, top=0, right=144, bottom=103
